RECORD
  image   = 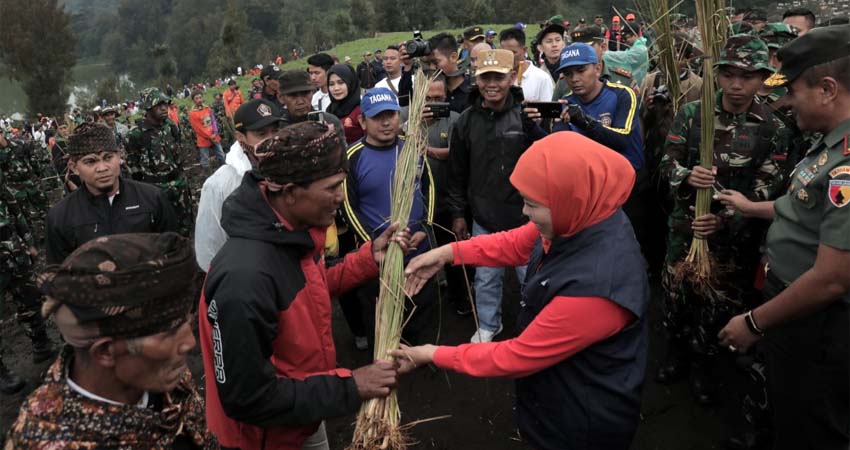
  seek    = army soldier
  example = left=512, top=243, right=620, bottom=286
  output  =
left=0, top=169, right=56, bottom=394
left=125, top=88, right=194, bottom=237
left=719, top=25, right=850, bottom=450
left=46, top=123, right=178, bottom=264
left=0, top=132, right=49, bottom=228
left=656, top=35, right=788, bottom=404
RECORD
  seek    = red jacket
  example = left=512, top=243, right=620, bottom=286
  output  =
left=199, top=173, right=378, bottom=449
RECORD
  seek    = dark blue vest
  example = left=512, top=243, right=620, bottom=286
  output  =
left=515, top=210, right=649, bottom=450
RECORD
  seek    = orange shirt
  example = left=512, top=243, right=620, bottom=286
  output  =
left=223, top=89, right=244, bottom=117
left=189, top=107, right=218, bottom=148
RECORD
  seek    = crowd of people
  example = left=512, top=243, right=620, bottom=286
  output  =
left=0, top=6, right=848, bottom=450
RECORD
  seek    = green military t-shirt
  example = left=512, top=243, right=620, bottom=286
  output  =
left=767, top=117, right=850, bottom=284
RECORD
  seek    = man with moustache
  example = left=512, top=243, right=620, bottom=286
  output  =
left=6, top=233, right=217, bottom=449
left=46, top=123, right=178, bottom=265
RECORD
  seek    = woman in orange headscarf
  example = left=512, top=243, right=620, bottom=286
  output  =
left=393, top=132, right=649, bottom=450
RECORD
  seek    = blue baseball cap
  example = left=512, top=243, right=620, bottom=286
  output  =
left=515, top=22, right=526, bottom=30
left=361, top=88, right=400, bottom=118
left=486, top=29, right=497, bottom=36
left=556, top=43, right=598, bottom=73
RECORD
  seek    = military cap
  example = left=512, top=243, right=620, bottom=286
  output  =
left=766, top=24, right=850, bottom=87
left=537, top=22, right=566, bottom=43
left=547, top=15, right=565, bottom=25
left=714, top=34, right=774, bottom=73
left=260, top=64, right=281, bottom=80
left=759, top=22, right=798, bottom=48
left=139, top=87, right=171, bottom=110
left=570, top=25, right=604, bottom=44
left=463, top=26, right=485, bottom=41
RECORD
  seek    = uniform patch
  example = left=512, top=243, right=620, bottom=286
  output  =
left=598, top=112, right=613, bottom=127
left=796, top=189, right=809, bottom=202
left=828, top=166, right=850, bottom=178
left=797, top=168, right=816, bottom=186
left=828, top=179, right=850, bottom=208
left=612, top=67, right=633, bottom=78
left=818, top=151, right=829, bottom=166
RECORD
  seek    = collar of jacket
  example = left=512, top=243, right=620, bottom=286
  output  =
left=469, top=85, right=525, bottom=114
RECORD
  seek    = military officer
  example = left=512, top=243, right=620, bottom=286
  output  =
left=719, top=25, right=850, bottom=450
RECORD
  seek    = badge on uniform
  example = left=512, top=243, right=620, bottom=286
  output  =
left=598, top=112, right=613, bottom=127
left=796, top=168, right=816, bottom=186
left=818, top=151, right=829, bottom=166
left=828, top=166, right=850, bottom=208
left=796, top=189, right=809, bottom=202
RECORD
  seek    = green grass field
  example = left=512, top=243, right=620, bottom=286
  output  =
left=178, top=24, right=519, bottom=110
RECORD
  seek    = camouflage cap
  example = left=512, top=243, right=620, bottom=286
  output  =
left=139, top=87, right=172, bottom=110
left=729, top=21, right=755, bottom=35
left=714, top=34, right=775, bottom=73
left=39, top=232, right=196, bottom=342
left=758, top=23, right=798, bottom=49
left=67, top=122, right=117, bottom=156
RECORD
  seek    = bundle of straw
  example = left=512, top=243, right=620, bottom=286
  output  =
left=348, top=69, right=433, bottom=450
left=644, top=0, right=684, bottom=111
left=675, top=0, right=728, bottom=289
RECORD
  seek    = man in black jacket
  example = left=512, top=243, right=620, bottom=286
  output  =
left=46, top=123, right=178, bottom=264
left=448, top=49, right=547, bottom=343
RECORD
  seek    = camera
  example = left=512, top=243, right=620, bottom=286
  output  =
left=406, top=30, right=432, bottom=58
left=649, top=85, right=671, bottom=104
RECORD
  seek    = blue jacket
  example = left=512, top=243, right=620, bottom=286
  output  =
left=554, top=80, right=645, bottom=170
left=515, top=210, right=649, bottom=450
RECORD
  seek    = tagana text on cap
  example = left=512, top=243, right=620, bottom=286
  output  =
left=360, top=87, right=400, bottom=118
left=556, top=43, right=599, bottom=73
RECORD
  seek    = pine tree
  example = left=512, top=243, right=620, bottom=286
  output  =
left=0, top=0, right=76, bottom=116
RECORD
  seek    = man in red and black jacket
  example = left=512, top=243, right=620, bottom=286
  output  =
left=199, top=121, right=406, bottom=450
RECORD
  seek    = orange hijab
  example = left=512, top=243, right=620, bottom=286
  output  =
left=509, top=131, right=635, bottom=237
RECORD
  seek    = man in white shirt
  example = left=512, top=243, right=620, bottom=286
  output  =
left=374, top=45, right=403, bottom=92
left=308, top=53, right=334, bottom=112
left=194, top=99, right=283, bottom=270
left=499, top=27, right=555, bottom=102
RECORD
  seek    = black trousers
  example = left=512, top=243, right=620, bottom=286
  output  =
left=762, top=273, right=850, bottom=450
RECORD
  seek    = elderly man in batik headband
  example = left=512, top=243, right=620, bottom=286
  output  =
left=6, top=232, right=218, bottom=450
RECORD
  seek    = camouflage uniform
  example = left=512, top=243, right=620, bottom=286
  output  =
left=659, top=36, right=788, bottom=358
left=125, top=88, right=195, bottom=237
left=0, top=170, right=51, bottom=360
left=211, top=97, right=233, bottom=150
left=0, top=137, right=50, bottom=230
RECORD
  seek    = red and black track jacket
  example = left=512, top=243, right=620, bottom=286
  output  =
left=198, top=172, right=379, bottom=450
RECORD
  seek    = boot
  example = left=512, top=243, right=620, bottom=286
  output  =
left=690, top=357, right=717, bottom=405
left=655, top=338, right=689, bottom=384
left=30, top=327, right=57, bottom=364
left=0, top=357, right=25, bottom=395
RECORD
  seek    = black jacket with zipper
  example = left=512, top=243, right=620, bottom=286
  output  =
left=46, top=176, right=178, bottom=264
left=447, top=86, right=547, bottom=232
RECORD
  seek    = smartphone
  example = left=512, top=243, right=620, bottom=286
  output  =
left=307, top=111, right=326, bottom=124
left=425, top=102, right=450, bottom=119
left=526, top=101, right=563, bottom=119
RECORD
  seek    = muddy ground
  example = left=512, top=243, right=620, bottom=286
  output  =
left=2, top=271, right=750, bottom=449
left=1, top=145, right=750, bottom=448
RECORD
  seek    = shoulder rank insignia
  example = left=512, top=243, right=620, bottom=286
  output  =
left=612, top=67, right=633, bottom=78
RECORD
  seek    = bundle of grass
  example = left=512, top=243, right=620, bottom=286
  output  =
left=348, top=68, right=434, bottom=450
left=674, top=0, right=728, bottom=291
left=638, top=0, right=685, bottom=111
